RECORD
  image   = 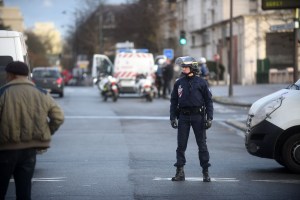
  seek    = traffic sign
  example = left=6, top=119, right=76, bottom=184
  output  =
left=262, top=0, right=300, bottom=10
left=270, top=23, right=294, bottom=31
left=163, top=49, right=174, bottom=60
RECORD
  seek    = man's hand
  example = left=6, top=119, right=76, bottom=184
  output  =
left=170, top=119, right=178, bottom=129
left=205, top=120, right=212, bottom=129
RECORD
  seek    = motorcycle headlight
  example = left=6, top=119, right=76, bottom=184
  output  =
left=250, top=96, right=284, bottom=127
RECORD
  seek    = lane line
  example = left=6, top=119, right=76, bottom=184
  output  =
left=253, top=180, right=300, bottom=184
left=153, top=177, right=239, bottom=182
left=65, top=115, right=244, bottom=121
left=10, top=177, right=66, bottom=182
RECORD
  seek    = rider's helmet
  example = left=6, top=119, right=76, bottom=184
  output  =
left=175, top=56, right=199, bottom=74
left=198, top=57, right=206, bottom=64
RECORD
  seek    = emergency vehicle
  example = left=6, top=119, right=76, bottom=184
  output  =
left=245, top=80, right=300, bottom=173
left=113, top=51, right=155, bottom=93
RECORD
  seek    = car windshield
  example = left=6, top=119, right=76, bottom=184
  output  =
left=33, top=69, right=60, bottom=78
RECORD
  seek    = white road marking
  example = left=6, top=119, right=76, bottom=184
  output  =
left=65, top=115, right=244, bottom=121
left=65, top=116, right=169, bottom=120
left=10, top=177, right=66, bottom=182
left=153, top=177, right=239, bottom=182
left=252, top=180, right=300, bottom=184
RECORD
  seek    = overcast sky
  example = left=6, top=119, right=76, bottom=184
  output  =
left=5, top=0, right=126, bottom=37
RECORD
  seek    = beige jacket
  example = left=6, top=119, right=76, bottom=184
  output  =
left=0, top=78, right=64, bottom=150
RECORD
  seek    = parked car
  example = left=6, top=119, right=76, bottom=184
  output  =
left=31, top=67, right=64, bottom=97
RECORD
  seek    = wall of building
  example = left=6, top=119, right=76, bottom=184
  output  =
left=0, top=7, right=24, bottom=32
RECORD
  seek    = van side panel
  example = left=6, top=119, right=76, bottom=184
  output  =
left=0, top=38, right=17, bottom=60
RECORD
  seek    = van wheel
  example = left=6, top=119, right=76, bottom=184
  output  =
left=282, top=134, right=300, bottom=173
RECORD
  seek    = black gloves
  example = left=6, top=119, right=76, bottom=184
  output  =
left=205, top=119, right=212, bottom=129
left=170, top=119, right=178, bottom=129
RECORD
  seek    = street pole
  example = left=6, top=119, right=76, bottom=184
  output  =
left=228, top=0, right=233, bottom=96
left=294, top=8, right=299, bottom=82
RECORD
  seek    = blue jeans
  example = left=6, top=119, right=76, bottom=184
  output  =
left=174, top=114, right=210, bottom=169
left=0, top=148, right=36, bottom=200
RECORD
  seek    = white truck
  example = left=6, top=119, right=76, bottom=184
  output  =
left=0, top=30, right=29, bottom=87
left=245, top=80, right=300, bottom=173
left=113, top=52, right=155, bottom=93
left=91, top=54, right=114, bottom=84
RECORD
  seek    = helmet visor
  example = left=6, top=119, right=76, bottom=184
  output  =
left=175, top=56, right=197, bottom=68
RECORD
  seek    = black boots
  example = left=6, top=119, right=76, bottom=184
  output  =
left=202, top=169, right=211, bottom=182
left=171, top=167, right=211, bottom=182
left=172, top=167, right=185, bottom=181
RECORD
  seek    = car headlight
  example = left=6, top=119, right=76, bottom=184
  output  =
left=250, top=96, right=284, bottom=127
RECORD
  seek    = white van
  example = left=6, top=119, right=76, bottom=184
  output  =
left=0, top=30, right=29, bottom=86
left=245, top=80, right=300, bottom=173
left=91, top=54, right=114, bottom=83
left=114, top=52, right=155, bottom=93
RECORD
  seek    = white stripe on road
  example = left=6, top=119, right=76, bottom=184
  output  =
left=153, top=177, right=239, bottom=182
left=253, top=180, right=300, bottom=184
left=10, top=177, right=66, bottom=182
left=65, top=115, right=243, bottom=121
left=65, top=116, right=169, bottom=120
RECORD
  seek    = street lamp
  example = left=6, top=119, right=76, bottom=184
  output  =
left=228, top=0, right=233, bottom=97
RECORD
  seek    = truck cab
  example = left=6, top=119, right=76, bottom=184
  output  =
left=245, top=80, right=300, bottom=173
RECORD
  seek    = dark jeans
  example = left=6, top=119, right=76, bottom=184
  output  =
left=0, top=148, right=37, bottom=200
left=174, top=114, right=210, bottom=169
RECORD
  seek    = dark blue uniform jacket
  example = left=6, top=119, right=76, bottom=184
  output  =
left=170, top=75, right=213, bottom=120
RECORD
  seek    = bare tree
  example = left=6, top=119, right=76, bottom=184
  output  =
left=25, top=31, right=49, bottom=68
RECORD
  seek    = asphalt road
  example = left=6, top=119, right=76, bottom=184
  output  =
left=5, top=86, right=300, bottom=200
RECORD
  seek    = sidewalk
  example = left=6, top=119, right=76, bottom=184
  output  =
left=210, top=83, right=288, bottom=131
left=210, top=83, right=288, bottom=106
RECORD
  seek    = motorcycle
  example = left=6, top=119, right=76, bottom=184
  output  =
left=136, top=74, right=157, bottom=102
left=98, top=75, right=119, bottom=102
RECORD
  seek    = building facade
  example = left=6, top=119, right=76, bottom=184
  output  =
left=0, top=6, right=24, bottom=32
left=170, top=0, right=298, bottom=85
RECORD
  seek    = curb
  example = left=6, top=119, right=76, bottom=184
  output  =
left=212, top=96, right=252, bottom=107
left=225, top=120, right=247, bottom=132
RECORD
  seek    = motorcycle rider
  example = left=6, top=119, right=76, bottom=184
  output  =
left=170, top=56, right=213, bottom=182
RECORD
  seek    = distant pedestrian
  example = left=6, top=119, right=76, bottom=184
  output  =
left=198, top=57, right=209, bottom=82
left=170, top=56, right=213, bottom=182
left=0, top=61, right=64, bottom=200
left=162, top=59, right=174, bottom=98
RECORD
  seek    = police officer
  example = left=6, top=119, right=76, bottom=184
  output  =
left=198, top=57, right=209, bottom=81
left=170, top=56, right=213, bottom=182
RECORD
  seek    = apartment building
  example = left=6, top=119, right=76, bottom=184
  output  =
left=174, top=0, right=296, bottom=85
left=0, top=6, right=25, bottom=32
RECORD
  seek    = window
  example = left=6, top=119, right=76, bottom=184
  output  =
left=0, top=56, right=13, bottom=87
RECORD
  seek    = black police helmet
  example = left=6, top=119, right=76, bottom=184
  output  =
left=175, top=56, right=199, bottom=74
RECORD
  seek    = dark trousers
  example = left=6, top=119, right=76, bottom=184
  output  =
left=174, top=114, right=210, bottom=169
left=162, top=80, right=171, bottom=97
left=0, top=148, right=37, bottom=200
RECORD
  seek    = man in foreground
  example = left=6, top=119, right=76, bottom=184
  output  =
left=0, top=61, right=64, bottom=200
